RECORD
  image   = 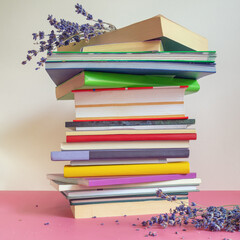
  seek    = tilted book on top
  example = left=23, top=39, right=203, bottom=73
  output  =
left=58, top=15, right=208, bottom=52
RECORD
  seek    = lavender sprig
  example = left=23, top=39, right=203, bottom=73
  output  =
left=22, top=3, right=116, bottom=69
left=142, top=190, right=240, bottom=232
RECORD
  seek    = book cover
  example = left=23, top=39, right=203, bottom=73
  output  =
left=58, top=15, right=208, bottom=52
left=56, top=71, right=200, bottom=99
left=45, top=61, right=216, bottom=87
left=51, top=148, right=190, bottom=160
left=48, top=51, right=216, bottom=62
left=50, top=178, right=201, bottom=192
left=64, top=185, right=196, bottom=199
left=63, top=161, right=190, bottom=177
left=66, top=133, right=197, bottom=142
left=47, top=172, right=197, bottom=186
left=65, top=118, right=196, bottom=128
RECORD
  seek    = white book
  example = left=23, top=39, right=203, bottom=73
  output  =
left=75, top=103, right=184, bottom=119
left=61, top=140, right=190, bottom=150
left=64, top=186, right=198, bottom=199
left=74, top=86, right=185, bottom=105
left=75, top=124, right=189, bottom=131
left=74, top=86, right=186, bottom=119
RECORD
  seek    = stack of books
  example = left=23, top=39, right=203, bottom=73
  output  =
left=46, top=15, right=216, bottom=218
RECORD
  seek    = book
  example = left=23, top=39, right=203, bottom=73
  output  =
left=70, top=194, right=188, bottom=205
left=70, top=198, right=189, bottom=218
left=82, top=40, right=164, bottom=52
left=45, top=61, right=216, bottom=87
left=50, top=178, right=201, bottom=191
left=73, top=86, right=185, bottom=105
left=69, top=158, right=167, bottom=166
left=66, top=133, right=197, bottom=142
left=52, top=148, right=189, bottom=160
left=73, top=86, right=187, bottom=120
left=48, top=51, right=216, bottom=62
left=65, top=119, right=196, bottom=130
left=55, top=71, right=200, bottom=100
left=47, top=172, right=197, bottom=187
left=66, top=129, right=196, bottom=135
left=63, top=161, right=190, bottom=177
left=63, top=185, right=196, bottom=199
left=58, top=15, right=208, bottom=52
left=60, top=140, right=190, bottom=151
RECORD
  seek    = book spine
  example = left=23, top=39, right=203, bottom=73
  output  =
left=63, top=161, right=190, bottom=177
left=66, top=133, right=197, bottom=142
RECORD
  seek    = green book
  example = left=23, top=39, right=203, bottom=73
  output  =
left=56, top=71, right=200, bottom=100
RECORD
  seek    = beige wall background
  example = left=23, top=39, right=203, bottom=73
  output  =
left=1, top=0, right=240, bottom=190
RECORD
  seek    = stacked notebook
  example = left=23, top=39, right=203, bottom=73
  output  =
left=46, top=14, right=216, bottom=218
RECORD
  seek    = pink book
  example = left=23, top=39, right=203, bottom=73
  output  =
left=47, top=172, right=197, bottom=187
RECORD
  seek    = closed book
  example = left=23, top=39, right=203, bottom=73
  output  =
left=70, top=198, right=189, bottom=218
left=63, top=161, right=190, bottom=177
left=66, top=129, right=196, bottom=136
left=73, top=86, right=186, bottom=120
left=45, top=61, right=216, bottom=87
left=66, top=133, right=197, bottom=142
left=65, top=119, right=195, bottom=130
left=47, top=172, right=197, bottom=187
left=48, top=51, right=216, bottom=62
left=52, top=148, right=189, bottom=160
left=70, top=195, right=188, bottom=205
left=58, top=15, right=208, bottom=52
left=50, top=178, right=201, bottom=192
left=82, top=40, right=164, bottom=52
left=63, top=185, right=195, bottom=199
left=55, top=71, right=200, bottom=99
left=60, top=140, right=190, bottom=151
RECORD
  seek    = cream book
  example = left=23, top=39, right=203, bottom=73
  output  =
left=81, top=40, right=164, bottom=52
left=58, top=15, right=208, bottom=52
left=61, top=140, right=190, bottom=150
left=70, top=198, right=189, bottom=219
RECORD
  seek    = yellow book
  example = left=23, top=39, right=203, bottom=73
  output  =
left=64, top=161, right=189, bottom=178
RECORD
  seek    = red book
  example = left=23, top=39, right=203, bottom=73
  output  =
left=66, top=133, right=197, bottom=143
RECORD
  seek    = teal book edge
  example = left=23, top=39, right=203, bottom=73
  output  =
left=58, top=71, right=200, bottom=100
left=69, top=194, right=189, bottom=206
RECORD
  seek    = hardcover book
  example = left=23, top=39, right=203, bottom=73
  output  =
left=51, top=148, right=190, bottom=160
left=45, top=60, right=216, bottom=86
left=63, top=161, right=190, bottom=177
left=58, top=15, right=208, bottom=52
left=47, top=172, right=197, bottom=187
left=55, top=71, right=200, bottom=99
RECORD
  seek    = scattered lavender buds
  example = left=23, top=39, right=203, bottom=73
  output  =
left=142, top=190, right=240, bottom=232
left=22, top=3, right=116, bottom=69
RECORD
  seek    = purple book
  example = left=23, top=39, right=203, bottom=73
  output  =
left=47, top=173, right=197, bottom=187
left=51, top=148, right=189, bottom=161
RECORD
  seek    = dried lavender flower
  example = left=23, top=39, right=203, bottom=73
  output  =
left=141, top=189, right=240, bottom=232
left=22, top=3, right=116, bottom=69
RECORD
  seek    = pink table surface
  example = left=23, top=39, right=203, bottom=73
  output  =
left=0, top=191, right=239, bottom=240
